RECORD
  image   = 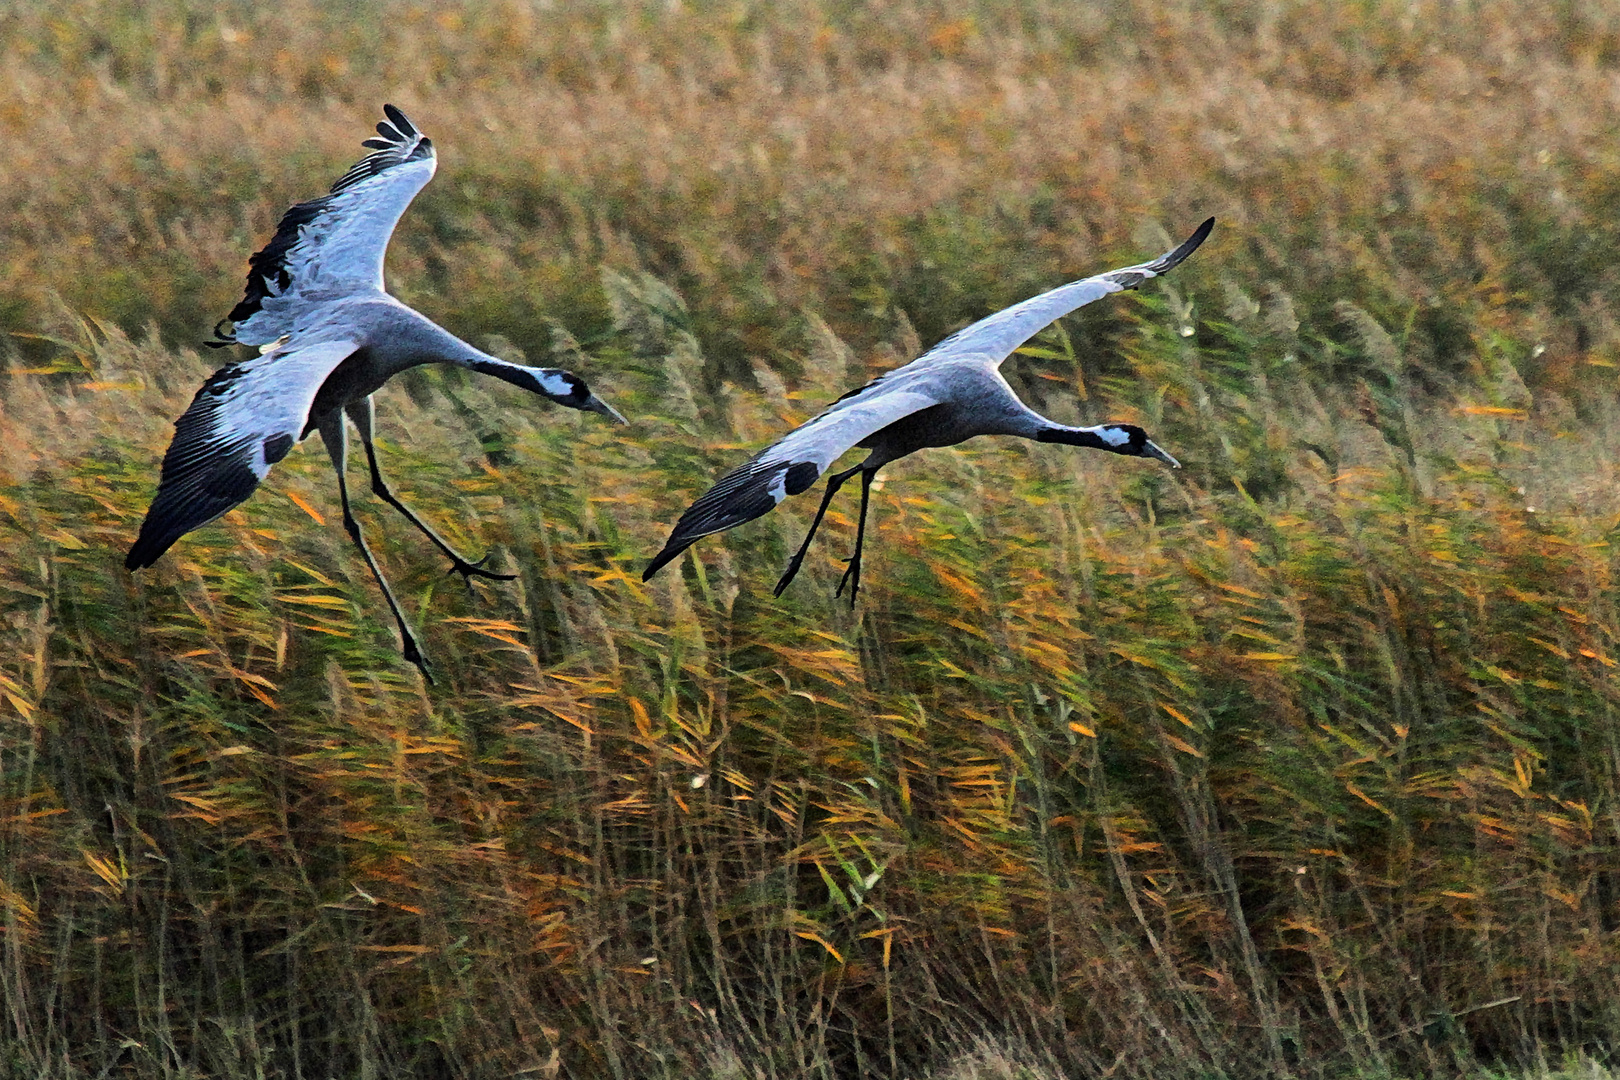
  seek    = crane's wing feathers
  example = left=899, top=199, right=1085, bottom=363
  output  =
left=643, top=218, right=1215, bottom=582
left=126, top=338, right=359, bottom=569
left=915, top=216, right=1215, bottom=371
left=212, top=104, right=436, bottom=348
left=643, top=388, right=938, bottom=579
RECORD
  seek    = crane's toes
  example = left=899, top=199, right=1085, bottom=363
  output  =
left=834, top=564, right=862, bottom=606
left=774, top=558, right=806, bottom=597
left=447, top=553, right=518, bottom=583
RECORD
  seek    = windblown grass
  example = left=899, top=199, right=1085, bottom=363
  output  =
left=6, top=1, right=1620, bottom=1077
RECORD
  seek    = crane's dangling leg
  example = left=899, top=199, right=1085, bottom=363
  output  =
left=318, top=413, right=435, bottom=685
left=345, top=398, right=516, bottom=592
left=834, top=468, right=877, bottom=607
left=774, top=461, right=865, bottom=598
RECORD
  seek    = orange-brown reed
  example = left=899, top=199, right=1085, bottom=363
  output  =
left=5, top=2, right=1620, bottom=1077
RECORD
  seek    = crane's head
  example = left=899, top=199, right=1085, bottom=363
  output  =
left=551, top=371, right=629, bottom=425
left=1094, top=423, right=1181, bottom=468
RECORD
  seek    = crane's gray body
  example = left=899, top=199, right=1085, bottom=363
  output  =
left=848, top=364, right=1061, bottom=463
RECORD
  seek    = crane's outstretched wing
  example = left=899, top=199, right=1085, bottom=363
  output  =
left=907, top=217, right=1214, bottom=376
left=126, top=338, right=359, bottom=569
left=642, top=217, right=1214, bottom=581
left=643, top=388, right=940, bottom=580
left=211, top=104, right=436, bottom=348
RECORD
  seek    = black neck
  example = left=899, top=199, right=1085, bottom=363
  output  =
left=465, top=358, right=580, bottom=406
left=1036, top=426, right=1116, bottom=452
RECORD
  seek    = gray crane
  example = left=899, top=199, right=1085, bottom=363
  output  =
left=643, top=217, right=1213, bottom=603
left=126, top=105, right=625, bottom=682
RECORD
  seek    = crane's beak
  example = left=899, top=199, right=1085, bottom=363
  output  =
left=583, top=394, right=628, bottom=425
left=1142, top=440, right=1181, bottom=468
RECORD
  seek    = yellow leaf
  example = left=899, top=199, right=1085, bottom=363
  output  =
left=792, top=931, right=845, bottom=963
left=1162, top=734, right=1203, bottom=758
left=282, top=488, right=326, bottom=525
left=1161, top=703, right=1197, bottom=729
left=930, top=566, right=983, bottom=606
left=1346, top=783, right=1395, bottom=819
left=629, top=698, right=655, bottom=739
left=1068, top=720, right=1096, bottom=738
left=276, top=594, right=350, bottom=607
left=281, top=559, right=337, bottom=586
left=82, top=850, right=125, bottom=891
left=1110, top=646, right=1160, bottom=670
left=1527, top=637, right=1569, bottom=659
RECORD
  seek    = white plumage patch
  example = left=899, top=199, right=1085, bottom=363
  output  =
left=1098, top=425, right=1132, bottom=447
left=767, top=472, right=789, bottom=504
left=536, top=370, right=575, bottom=398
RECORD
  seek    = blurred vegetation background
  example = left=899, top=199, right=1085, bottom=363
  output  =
left=6, top=1, right=1620, bottom=1077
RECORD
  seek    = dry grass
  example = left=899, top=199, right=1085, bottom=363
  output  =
left=6, top=1, right=1620, bottom=1078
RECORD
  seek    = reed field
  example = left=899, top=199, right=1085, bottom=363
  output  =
left=8, top=1, right=1620, bottom=1076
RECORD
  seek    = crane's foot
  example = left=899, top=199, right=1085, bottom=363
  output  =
left=446, top=552, right=518, bottom=584
left=834, top=556, right=861, bottom=608
left=774, top=555, right=808, bottom=597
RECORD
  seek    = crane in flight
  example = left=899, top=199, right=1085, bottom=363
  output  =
left=127, top=105, right=625, bottom=682
left=644, top=218, right=1213, bottom=604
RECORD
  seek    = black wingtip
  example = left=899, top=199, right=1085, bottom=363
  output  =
left=1140, top=216, right=1216, bottom=277
left=126, top=518, right=184, bottom=571
left=125, top=541, right=159, bottom=572
left=642, top=545, right=681, bottom=582
left=382, top=103, right=417, bottom=139
left=1169, top=216, right=1215, bottom=265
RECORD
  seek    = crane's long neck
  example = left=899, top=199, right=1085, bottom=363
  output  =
left=988, top=395, right=1124, bottom=453
left=961, top=379, right=1168, bottom=461
left=1034, top=423, right=1134, bottom=453
left=459, top=354, right=581, bottom=402
left=379, top=306, right=587, bottom=407
left=1034, top=418, right=1180, bottom=467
